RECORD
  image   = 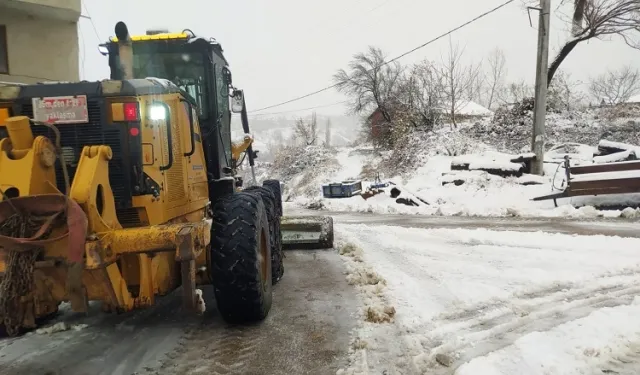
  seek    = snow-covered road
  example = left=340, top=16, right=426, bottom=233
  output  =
left=337, top=224, right=640, bottom=374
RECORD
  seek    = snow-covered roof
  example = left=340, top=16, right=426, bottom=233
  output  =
left=626, top=94, right=640, bottom=103
left=437, top=101, right=493, bottom=116
left=457, top=101, right=493, bottom=116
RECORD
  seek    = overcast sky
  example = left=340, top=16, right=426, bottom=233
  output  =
left=79, top=0, right=640, bottom=118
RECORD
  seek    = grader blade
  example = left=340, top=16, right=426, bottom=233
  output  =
left=281, top=216, right=334, bottom=250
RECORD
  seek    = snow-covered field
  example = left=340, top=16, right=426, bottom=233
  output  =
left=335, top=224, right=640, bottom=374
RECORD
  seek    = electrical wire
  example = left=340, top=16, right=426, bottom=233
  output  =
left=249, top=100, right=349, bottom=117
left=82, top=1, right=103, bottom=42
left=249, top=0, right=517, bottom=114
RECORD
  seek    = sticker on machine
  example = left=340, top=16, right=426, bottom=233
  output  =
left=32, top=95, right=89, bottom=124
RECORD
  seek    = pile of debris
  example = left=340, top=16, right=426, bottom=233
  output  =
left=595, top=140, right=640, bottom=163
left=442, top=152, right=541, bottom=187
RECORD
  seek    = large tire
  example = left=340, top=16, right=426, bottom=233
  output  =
left=244, top=186, right=284, bottom=284
left=262, top=180, right=283, bottom=217
left=210, top=192, right=273, bottom=323
left=262, top=180, right=285, bottom=282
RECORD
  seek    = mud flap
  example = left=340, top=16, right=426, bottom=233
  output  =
left=281, top=216, right=334, bottom=250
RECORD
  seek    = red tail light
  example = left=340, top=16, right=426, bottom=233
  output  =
left=123, top=102, right=139, bottom=121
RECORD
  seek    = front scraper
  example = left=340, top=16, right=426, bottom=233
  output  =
left=281, top=216, right=334, bottom=250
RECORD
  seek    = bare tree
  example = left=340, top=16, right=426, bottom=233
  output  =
left=438, top=38, right=481, bottom=128
left=333, top=46, right=404, bottom=122
left=467, top=70, right=488, bottom=108
left=547, top=70, right=588, bottom=111
left=498, top=80, right=534, bottom=104
left=589, top=65, right=640, bottom=105
left=547, top=0, right=640, bottom=86
left=404, top=60, right=446, bottom=130
left=294, top=112, right=318, bottom=146
left=486, top=48, right=508, bottom=109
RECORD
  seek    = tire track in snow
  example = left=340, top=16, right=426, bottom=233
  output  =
left=598, top=342, right=640, bottom=375
left=416, top=276, right=640, bottom=374
left=436, top=268, right=640, bottom=326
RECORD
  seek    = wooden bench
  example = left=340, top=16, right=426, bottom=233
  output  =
left=533, top=156, right=640, bottom=206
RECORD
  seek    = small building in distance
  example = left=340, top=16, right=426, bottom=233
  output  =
left=0, top=0, right=81, bottom=85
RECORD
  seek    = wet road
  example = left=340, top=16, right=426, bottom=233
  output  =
left=0, top=250, right=357, bottom=375
left=286, top=206, right=640, bottom=238
left=1, top=208, right=638, bottom=375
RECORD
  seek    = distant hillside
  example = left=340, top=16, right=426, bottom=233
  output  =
left=232, top=114, right=362, bottom=161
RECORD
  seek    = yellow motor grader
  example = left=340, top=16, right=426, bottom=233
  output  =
left=0, top=21, right=333, bottom=336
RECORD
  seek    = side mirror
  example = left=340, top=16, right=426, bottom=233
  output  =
left=231, top=89, right=244, bottom=113
left=98, top=44, right=109, bottom=56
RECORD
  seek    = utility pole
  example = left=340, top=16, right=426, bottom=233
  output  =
left=531, top=0, right=551, bottom=175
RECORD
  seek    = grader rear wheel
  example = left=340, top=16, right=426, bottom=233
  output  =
left=262, top=180, right=283, bottom=217
left=243, top=185, right=284, bottom=284
left=210, top=192, right=273, bottom=323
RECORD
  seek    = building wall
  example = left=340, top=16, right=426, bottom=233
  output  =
left=0, top=7, right=79, bottom=84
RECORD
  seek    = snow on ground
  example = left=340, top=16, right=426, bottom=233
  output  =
left=286, top=145, right=640, bottom=219
left=334, top=148, right=369, bottom=181
left=335, top=224, right=640, bottom=374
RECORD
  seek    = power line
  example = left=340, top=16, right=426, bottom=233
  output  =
left=82, top=1, right=102, bottom=42
left=249, top=0, right=516, bottom=114
left=249, top=100, right=349, bottom=117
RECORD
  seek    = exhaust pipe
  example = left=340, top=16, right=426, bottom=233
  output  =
left=109, top=21, right=134, bottom=80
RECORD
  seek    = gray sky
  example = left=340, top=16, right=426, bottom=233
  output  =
left=79, top=0, right=640, bottom=118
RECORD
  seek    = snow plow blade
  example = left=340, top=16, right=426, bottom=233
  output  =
left=281, top=216, right=334, bottom=250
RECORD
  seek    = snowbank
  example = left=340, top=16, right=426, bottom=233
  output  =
left=337, top=224, right=640, bottom=374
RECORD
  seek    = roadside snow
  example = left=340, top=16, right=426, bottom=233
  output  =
left=281, top=144, right=640, bottom=219
left=336, top=224, right=640, bottom=374
left=35, top=322, right=88, bottom=335
left=456, top=299, right=640, bottom=375
left=334, top=149, right=369, bottom=181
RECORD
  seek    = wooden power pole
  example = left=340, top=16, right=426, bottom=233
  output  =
left=531, top=0, right=551, bottom=175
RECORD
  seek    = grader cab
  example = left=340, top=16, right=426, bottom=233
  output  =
left=0, top=22, right=333, bottom=336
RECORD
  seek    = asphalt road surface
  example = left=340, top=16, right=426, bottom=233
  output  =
left=286, top=206, right=640, bottom=238
left=0, top=250, right=357, bottom=375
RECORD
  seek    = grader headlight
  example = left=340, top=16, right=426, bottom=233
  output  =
left=149, top=104, right=167, bottom=121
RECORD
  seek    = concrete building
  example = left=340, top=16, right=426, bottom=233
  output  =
left=0, top=0, right=81, bottom=84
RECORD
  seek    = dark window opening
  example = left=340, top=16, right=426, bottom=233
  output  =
left=0, top=25, right=8, bottom=74
left=132, top=49, right=208, bottom=118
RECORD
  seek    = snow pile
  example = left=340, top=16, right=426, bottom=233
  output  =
left=35, top=322, right=88, bottom=335
left=599, top=139, right=640, bottom=155
left=195, top=289, right=206, bottom=315
left=337, top=224, right=640, bottom=374
left=593, top=149, right=636, bottom=163
left=336, top=241, right=398, bottom=375
left=337, top=242, right=395, bottom=324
